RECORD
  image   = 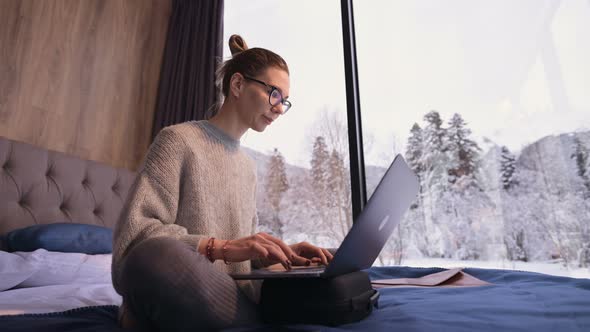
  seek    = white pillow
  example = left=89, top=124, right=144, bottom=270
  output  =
left=0, top=251, right=38, bottom=291
left=13, top=249, right=112, bottom=287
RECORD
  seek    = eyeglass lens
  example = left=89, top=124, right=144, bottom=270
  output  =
left=270, top=89, right=290, bottom=112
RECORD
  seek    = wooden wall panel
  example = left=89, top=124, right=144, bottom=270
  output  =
left=0, top=0, right=171, bottom=170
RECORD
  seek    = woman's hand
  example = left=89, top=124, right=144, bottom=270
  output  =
left=213, top=233, right=308, bottom=270
left=289, top=242, right=334, bottom=266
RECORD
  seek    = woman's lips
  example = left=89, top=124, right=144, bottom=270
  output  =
left=264, top=116, right=273, bottom=124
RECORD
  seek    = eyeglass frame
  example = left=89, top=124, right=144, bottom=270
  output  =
left=243, top=75, right=292, bottom=113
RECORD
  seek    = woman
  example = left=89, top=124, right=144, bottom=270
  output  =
left=111, top=35, right=334, bottom=331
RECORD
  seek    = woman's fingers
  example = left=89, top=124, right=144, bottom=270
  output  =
left=310, top=246, right=333, bottom=265
left=250, top=241, right=290, bottom=270
left=251, top=235, right=292, bottom=270
left=315, top=247, right=329, bottom=265
left=232, top=234, right=332, bottom=269
left=258, top=233, right=308, bottom=266
left=298, top=242, right=329, bottom=265
left=262, top=243, right=292, bottom=270
left=247, top=242, right=269, bottom=261
left=321, top=248, right=334, bottom=262
left=286, top=254, right=309, bottom=266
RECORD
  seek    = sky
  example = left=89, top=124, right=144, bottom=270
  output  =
left=224, top=0, right=590, bottom=168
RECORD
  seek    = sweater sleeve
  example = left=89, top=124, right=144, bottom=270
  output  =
left=250, top=211, right=266, bottom=269
left=250, top=180, right=272, bottom=269
left=250, top=190, right=271, bottom=269
left=111, top=127, right=206, bottom=290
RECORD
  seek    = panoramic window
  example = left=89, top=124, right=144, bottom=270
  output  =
left=224, top=0, right=352, bottom=249
left=355, top=0, right=590, bottom=277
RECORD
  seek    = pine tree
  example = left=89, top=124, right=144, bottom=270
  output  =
left=499, top=146, right=528, bottom=261
left=310, top=136, right=330, bottom=230
left=500, top=146, right=517, bottom=190
left=416, top=111, right=449, bottom=257
left=571, top=136, right=590, bottom=197
left=446, top=113, right=481, bottom=184
left=422, top=111, right=445, bottom=153
left=327, top=149, right=349, bottom=240
left=265, top=148, right=289, bottom=237
left=444, top=114, right=487, bottom=259
left=406, top=123, right=424, bottom=178
left=327, top=149, right=342, bottom=208
left=570, top=136, right=590, bottom=266
left=420, top=111, right=450, bottom=189
left=311, top=136, right=330, bottom=196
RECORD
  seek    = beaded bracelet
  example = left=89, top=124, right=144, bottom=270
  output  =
left=222, top=240, right=231, bottom=265
left=206, top=237, right=216, bottom=263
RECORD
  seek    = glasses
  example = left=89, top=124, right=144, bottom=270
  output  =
left=243, top=76, right=292, bottom=113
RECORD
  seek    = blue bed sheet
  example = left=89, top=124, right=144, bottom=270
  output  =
left=228, top=266, right=590, bottom=332
left=0, top=305, right=124, bottom=332
left=1, top=266, right=589, bottom=332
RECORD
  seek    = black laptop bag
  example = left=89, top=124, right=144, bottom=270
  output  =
left=259, top=270, right=380, bottom=326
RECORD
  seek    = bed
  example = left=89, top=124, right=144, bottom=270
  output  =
left=1, top=135, right=590, bottom=331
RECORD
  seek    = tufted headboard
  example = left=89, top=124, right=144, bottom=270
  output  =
left=0, top=136, right=137, bottom=235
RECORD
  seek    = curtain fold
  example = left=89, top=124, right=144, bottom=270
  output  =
left=151, top=0, right=224, bottom=140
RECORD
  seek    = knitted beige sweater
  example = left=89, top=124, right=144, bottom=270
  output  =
left=111, top=120, right=262, bottom=302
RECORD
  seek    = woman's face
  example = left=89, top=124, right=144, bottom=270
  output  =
left=237, top=67, right=290, bottom=132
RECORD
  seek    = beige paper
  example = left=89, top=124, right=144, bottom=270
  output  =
left=371, top=268, right=492, bottom=289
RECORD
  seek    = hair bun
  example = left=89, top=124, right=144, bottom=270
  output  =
left=229, top=34, right=248, bottom=56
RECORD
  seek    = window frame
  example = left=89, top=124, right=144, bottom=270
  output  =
left=341, top=0, right=366, bottom=220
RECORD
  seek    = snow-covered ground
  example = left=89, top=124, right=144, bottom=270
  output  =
left=375, top=257, right=590, bottom=279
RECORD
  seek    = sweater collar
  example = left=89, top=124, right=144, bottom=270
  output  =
left=194, top=120, right=241, bottom=151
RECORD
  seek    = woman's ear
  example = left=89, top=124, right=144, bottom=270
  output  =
left=229, top=73, right=244, bottom=98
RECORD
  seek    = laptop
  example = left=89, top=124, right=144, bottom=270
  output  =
left=231, top=154, right=420, bottom=280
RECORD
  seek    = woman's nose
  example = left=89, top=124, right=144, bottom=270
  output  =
left=271, top=104, right=285, bottom=114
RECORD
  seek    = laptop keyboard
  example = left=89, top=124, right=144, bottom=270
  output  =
left=280, top=266, right=325, bottom=273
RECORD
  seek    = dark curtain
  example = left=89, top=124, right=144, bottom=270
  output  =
left=151, top=0, right=224, bottom=140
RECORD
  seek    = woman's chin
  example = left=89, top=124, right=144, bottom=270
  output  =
left=250, top=124, right=266, bottom=133
left=251, top=119, right=270, bottom=132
